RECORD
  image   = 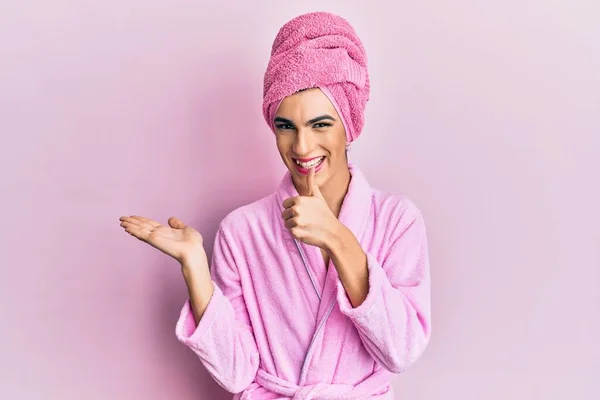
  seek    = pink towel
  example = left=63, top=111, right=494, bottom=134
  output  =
left=262, top=12, right=370, bottom=143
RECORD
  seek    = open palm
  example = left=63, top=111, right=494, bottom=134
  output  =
left=119, top=215, right=204, bottom=264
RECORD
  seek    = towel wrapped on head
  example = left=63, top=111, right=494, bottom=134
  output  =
left=263, top=12, right=370, bottom=143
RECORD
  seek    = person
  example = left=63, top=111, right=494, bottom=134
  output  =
left=119, top=11, right=431, bottom=399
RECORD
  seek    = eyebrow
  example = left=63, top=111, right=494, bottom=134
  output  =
left=274, top=114, right=336, bottom=126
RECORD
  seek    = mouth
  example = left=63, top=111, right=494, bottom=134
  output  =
left=292, top=156, right=326, bottom=175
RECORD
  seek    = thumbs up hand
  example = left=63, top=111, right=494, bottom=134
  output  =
left=281, top=167, right=342, bottom=250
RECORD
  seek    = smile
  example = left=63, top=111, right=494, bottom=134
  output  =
left=292, top=156, right=326, bottom=174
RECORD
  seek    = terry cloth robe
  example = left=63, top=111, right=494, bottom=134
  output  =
left=175, top=163, right=431, bottom=399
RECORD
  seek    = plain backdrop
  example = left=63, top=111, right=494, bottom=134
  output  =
left=1, top=1, right=598, bottom=399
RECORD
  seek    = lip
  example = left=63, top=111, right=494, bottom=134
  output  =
left=293, top=156, right=324, bottom=162
left=292, top=156, right=326, bottom=175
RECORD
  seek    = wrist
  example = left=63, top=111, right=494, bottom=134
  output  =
left=180, top=247, right=207, bottom=269
left=325, top=221, right=348, bottom=256
left=181, top=257, right=209, bottom=280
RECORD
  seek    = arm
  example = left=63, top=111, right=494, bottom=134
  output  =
left=328, top=210, right=431, bottom=374
left=180, top=257, right=215, bottom=325
left=175, top=225, right=260, bottom=393
left=327, top=224, right=369, bottom=308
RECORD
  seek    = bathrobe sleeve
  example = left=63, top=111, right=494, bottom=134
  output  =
left=336, top=209, right=431, bottom=374
left=175, top=225, right=259, bottom=394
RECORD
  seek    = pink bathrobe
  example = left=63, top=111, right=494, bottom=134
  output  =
left=175, top=164, right=431, bottom=399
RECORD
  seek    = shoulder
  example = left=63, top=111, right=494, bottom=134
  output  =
left=370, top=188, right=425, bottom=236
left=352, top=164, right=424, bottom=232
left=217, top=192, right=279, bottom=237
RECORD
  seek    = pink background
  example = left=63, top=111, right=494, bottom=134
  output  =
left=1, top=1, right=598, bottom=399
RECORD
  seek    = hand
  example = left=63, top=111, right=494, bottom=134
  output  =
left=119, top=215, right=208, bottom=269
left=281, top=167, right=341, bottom=250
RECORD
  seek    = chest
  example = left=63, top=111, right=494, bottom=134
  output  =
left=320, top=248, right=330, bottom=271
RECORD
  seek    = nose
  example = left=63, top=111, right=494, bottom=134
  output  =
left=292, top=128, right=315, bottom=156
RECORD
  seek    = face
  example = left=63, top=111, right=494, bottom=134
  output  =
left=273, top=88, right=348, bottom=193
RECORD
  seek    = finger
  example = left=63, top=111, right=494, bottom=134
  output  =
left=168, top=216, right=187, bottom=229
left=281, top=208, right=296, bottom=220
left=289, top=226, right=304, bottom=240
left=130, top=216, right=161, bottom=227
left=307, top=167, right=315, bottom=196
left=283, top=206, right=301, bottom=221
left=120, top=215, right=161, bottom=228
left=307, top=167, right=324, bottom=199
left=285, top=218, right=298, bottom=230
left=122, top=217, right=159, bottom=232
left=121, top=221, right=153, bottom=241
left=282, top=196, right=299, bottom=209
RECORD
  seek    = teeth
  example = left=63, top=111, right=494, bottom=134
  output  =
left=295, top=157, right=324, bottom=169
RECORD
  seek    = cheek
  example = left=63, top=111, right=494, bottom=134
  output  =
left=332, top=126, right=347, bottom=156
left=276, top=136, right=294, bottom=161
left=325, top=133, right=347, bottom=159
left=275, top=137, right=287, bottom=153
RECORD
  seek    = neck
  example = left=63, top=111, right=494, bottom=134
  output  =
left=320, top=165, right=351, bottom=218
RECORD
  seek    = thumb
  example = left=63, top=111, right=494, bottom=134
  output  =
left=168, top=216, right=187, bottom=229
left=307, top=167, right=324, bottom=199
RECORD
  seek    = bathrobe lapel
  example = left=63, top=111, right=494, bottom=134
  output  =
left=277, top=170, right=326, bottom=311
left=277, top=163, right=373, bottom=384
left=276, top=163, right=372, bottom=298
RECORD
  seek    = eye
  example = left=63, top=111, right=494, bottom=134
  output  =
left=275, top=123, right=295, bottom=130
left=313, top=122, right=332, bottom=129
